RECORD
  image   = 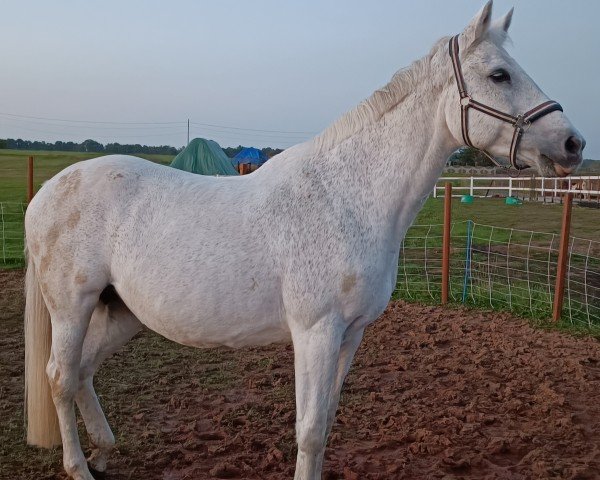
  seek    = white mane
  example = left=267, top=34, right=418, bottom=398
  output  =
left=311, top=28, right=508, bottom=154
left=312, top=37, right=448, bottom=153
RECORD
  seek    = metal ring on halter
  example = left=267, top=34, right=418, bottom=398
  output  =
left=513, top=115, right=529, bottom=130
left=448, top=34, right=563, bottom=172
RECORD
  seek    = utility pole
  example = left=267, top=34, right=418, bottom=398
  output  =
left=187, top=119, right=190, bottom=146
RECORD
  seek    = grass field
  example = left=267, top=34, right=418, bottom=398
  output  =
left=414, top=194, right=600, bottom=240
left=0, top=149, right=174, bottom=203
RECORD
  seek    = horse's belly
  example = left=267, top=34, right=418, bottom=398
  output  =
left=116, top=278, right=289, bottom=349
left=148, top=316, right=291, bottom=349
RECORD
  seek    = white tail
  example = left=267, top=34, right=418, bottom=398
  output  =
left=24, top=252, right=61, bottom=447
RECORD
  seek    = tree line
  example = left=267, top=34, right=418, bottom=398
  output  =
left=0, top=138, right=284, bottom=159
left=0, top=138, right=179, bottom=155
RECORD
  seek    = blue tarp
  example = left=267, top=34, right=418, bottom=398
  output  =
left=233, top=147, right=268, bottom=165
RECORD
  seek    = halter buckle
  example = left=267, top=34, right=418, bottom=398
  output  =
left=513, top=114, right=531, bottom=130
left=460, top=95, right=471, bottom=107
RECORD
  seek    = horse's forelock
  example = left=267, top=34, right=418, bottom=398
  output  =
left=486, top=26, right=512, bottom=48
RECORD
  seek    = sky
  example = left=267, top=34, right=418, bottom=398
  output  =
left=1, top=0, right=598, bottom=158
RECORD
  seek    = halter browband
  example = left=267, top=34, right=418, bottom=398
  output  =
left=449, top=35, right=563, bottom=170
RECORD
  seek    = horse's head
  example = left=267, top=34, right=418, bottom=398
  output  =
left=444, top=1, right=585, bottom=177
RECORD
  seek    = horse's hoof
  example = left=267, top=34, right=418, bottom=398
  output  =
left=88, top=464, right=107, bottom=480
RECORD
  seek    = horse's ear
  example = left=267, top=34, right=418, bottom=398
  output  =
left=493, top=7, right=513, bottom=33
left=461, top=1, right=493, bottom=48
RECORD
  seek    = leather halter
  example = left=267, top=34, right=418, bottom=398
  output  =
left=449, top=35, right=563, bottom=170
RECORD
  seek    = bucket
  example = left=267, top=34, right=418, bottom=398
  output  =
left=460, top=195, right=474, bottom=204
left=505, top=196, right=522, bottom=205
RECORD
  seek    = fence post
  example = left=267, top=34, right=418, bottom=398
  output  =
left=508, top=177, right=513, bottom=197
left=469, top=177, right=474, bottom=196
left=442, top=183, right=452, bottom=304
left=541, top=178, right=545, bottom=203
left=461, top=220, right=473, bottom=303
left=552, top=192, right=573, bottom=323
left=27, top=156, right=34, bottom=203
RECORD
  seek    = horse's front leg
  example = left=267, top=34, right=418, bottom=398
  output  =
left=326, top=325, right=365, bottom=437
left=291, top=318, right=345, bottom=480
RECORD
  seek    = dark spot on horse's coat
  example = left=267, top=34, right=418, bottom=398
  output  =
left=40, top=224, right=61, bottom=273
left=108, top=171, right=124, bottom=180
left=40, top=281, right=57, bottom=310
left=45, top=224, right=61, bottom=249
left=56, top=169, right=82, bottom=199
left=30, top=241, right=40, bottom=256
left=342, top=274, right=357, bottom=294
left=66, top=210, right=81, bottom=229
left=100, top=285, right=121, bottom=306
left=75, top=273, right=87, bottom=285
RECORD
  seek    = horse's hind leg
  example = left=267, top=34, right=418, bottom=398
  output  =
left=46, top=293, right=99, bottom=480
left=76, top=297, right=142, bottom=474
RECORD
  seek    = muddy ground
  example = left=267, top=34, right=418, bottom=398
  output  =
left=1, top=268, right=600, bottom=480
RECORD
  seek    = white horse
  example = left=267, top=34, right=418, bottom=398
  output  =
left=24, top=3, right=584, bottom=479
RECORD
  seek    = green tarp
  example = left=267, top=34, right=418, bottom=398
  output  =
left=170, top=138, right=239, bottom=176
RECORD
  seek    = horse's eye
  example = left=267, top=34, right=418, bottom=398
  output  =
left=490, top=69, right=511, bottom=83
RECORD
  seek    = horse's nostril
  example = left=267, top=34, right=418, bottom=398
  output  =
left=565, top=135, right=583, bottom=155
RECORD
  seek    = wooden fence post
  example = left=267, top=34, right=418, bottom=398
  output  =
left=442, top=182, right=452, bottom=304
left=552, top=192, right=573, bottom=322
left=27, top=156, right=34, bottom=203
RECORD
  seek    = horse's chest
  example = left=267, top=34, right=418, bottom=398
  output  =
left=343, top=270, right=396, bottom=319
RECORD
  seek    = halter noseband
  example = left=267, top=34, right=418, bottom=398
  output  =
left=449, top=35, right=563, bottom=171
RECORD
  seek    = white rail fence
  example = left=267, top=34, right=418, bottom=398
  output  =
left=433, top=175, right=600, bottom=204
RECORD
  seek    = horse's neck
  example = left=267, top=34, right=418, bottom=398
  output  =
left=303, top=63, right=457, bottom=244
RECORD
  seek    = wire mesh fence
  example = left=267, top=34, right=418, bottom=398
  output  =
left=0, top=202, right=26, bottom=268
left=397, top=222, right=469, bottom=303
left=397, top=221, right=600, bottom=327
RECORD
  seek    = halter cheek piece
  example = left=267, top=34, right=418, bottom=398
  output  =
left=449, top=35, right=563, bottom=170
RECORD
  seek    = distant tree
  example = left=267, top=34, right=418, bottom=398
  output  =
left=262, top=147, right=284, bottom=158
left=82, top=139, right=104, bottom=152
left=0, top=139, right=6, bottom=149
left=223, top=145, right=244, bottom=158
left=447, top=147, right=495, bottom=167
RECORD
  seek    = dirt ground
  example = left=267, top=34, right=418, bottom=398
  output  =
left=1, top=269, right=600, bottom=480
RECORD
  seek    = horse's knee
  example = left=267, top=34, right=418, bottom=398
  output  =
left=296, top=421, right=327, bottom=454
left=46, top=360, right=79, bottom=403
